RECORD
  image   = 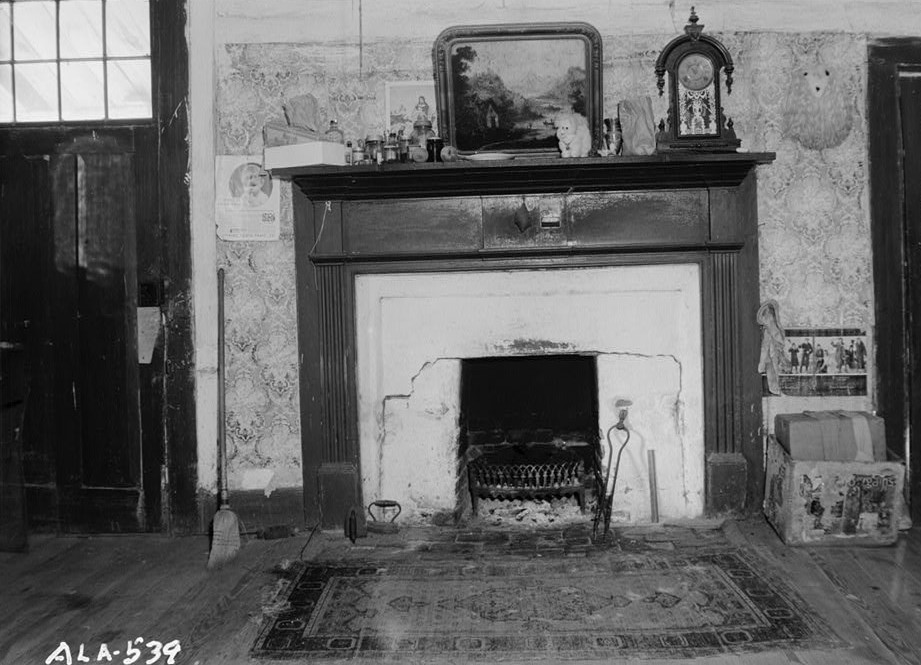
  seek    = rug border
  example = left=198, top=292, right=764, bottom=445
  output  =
left=251, top=548, right=842, bottom=660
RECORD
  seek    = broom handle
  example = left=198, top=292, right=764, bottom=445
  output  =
left=217, top=268, right=228, bottom=508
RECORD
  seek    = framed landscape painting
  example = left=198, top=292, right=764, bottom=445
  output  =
left=433, top=22, right=603, bottom=155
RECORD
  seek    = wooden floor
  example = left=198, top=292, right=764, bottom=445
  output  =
left=1, top=518, right=920, bottom=665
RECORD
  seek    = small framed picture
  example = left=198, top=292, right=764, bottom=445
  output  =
left=385, top=80, right=438, bottom=137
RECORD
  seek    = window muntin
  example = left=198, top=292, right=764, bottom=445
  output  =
left=0, top=0, right=151, bottom=123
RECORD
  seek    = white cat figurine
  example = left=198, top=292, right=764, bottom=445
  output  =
left=556, top=113, right=592, bottom=158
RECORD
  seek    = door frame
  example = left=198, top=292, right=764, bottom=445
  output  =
left=868, top=37, right=921, bottom=521
left=0, top=0, right=194, bottom=533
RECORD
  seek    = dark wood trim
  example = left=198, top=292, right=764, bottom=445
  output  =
left=277, top=153, right=775, bottom=201
left=868, top=38, right=921, bottom=521
left=294, top=186, right=324, bottom=526
left=906, top=79, right=921, bottom=524
left=735, top=173, right=764, bottom=508
left=152, top=0, right=196, bottom=533
left=900, top=76, right=921, bottom=522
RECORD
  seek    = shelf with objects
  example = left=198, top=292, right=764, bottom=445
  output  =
left=268, top=152, right=775, bottom=201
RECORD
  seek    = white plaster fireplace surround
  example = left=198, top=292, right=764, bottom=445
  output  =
left=355, top=263, right=704, bottom=523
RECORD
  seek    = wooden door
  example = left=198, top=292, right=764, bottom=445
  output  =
left=1, top=135, right=150, bottom=532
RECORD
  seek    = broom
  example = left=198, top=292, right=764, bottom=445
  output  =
left=208, top=268, right=241, bottom=569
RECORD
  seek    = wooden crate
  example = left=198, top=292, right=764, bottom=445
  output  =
left=763, top=435, right=905, bottom=546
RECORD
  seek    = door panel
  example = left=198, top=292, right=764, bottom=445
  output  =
left=74, top=152, right=140, bottom=489
left=1, top=156, right=59, bottom=496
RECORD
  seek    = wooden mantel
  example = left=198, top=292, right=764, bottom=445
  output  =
left=274, top=152, right=775, bottom=201
left=284, top=152, right=775, bottom=527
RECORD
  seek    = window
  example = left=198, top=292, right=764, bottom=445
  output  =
left=0, top=0, right=151, bottom=123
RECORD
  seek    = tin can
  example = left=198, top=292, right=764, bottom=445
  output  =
left=426, top=136, right=445, bottom=163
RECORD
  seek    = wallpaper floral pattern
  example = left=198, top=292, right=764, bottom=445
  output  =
left=216, top=33, right=870, bottom=484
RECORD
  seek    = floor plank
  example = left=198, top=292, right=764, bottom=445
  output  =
left=1, top=521, right=919, bottom=665
left=807, top=547, right=921, bottom=665
left=724, top=518, right=902, bottom=665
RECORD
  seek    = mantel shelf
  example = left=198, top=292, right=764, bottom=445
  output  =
left=276, top=152, right=775, bottom=201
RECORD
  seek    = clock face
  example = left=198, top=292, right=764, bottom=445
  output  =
left=677, top=53, right=714, bottom=91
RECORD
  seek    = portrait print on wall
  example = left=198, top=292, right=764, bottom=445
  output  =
left=761, top=327, right=869, bottom=396
left=229, top=161, right=273, bottom=207
left=385, top=81, right=438, bottom=137
left=215, top=156, right=280, bottom=241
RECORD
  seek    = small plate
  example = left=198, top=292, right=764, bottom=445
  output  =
left=463, top=152, right=516, bottom=161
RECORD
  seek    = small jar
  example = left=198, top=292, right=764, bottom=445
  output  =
left=364, top=135, right=384, bottom=163
left=351, top=140, right=368, bottom=165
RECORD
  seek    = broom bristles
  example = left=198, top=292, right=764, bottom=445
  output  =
left=207, top=505, right=241, bottom=569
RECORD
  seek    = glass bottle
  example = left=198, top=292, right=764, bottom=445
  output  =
left=397, top=129, right=409, bottom=163
left=383, top=132, right=400, bottom=163
left=324, top=119, right=345, bottom=144
left=410, top=119, right=435, bottom=147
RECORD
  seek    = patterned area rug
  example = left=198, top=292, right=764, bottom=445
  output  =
left=252, top=549, right=838, bottom=660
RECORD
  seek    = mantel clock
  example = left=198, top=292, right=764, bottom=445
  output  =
left=654, top=8, right=740, bottom=152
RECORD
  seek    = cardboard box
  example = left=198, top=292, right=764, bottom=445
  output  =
left=774, top=412, right=825, bottom=460
left=263, top=141, right=346, bottom=170
left=764, top=435, right=905, bottom=546
left=774, top=410, right=886, bottom=461
left=837, top=410, right=887, bottom=461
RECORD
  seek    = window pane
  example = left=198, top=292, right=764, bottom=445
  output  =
left=61, top=60, right=104, bottom=119
left=0, top=64, right=12, bottom=121
left=107, top=58, right=150, bottom=118
left=105, top=0, right=149, bottom=57
left=60, top=1, right=102, bottom=59
left=15, top=61, right=58, bottom=121
left=13, top=1, right=57, bottom=61
left=0, top=4, right=11, bottom=62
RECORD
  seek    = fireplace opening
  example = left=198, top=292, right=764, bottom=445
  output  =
left=457, top=355, right=601, bottom=524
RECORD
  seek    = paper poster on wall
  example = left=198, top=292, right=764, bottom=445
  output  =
left=385, top=80, right=437, bottom=136
left=215, top=156, right=280, bottom=241
left=761, top=327, right=869, bottom=397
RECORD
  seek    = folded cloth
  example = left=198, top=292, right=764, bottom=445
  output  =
left=757, top=300, right=791, bottom=395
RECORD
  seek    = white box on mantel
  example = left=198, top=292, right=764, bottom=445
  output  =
left=263, top=141, right=345, bottom=170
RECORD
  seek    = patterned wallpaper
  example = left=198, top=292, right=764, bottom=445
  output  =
left=216, top=33, right=870, bottom=486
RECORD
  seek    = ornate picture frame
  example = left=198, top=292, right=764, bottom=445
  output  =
left=432, top=22, right=603, bottom=156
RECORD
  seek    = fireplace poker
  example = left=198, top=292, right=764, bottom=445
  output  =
left=593, top=407, right=631, bottom=542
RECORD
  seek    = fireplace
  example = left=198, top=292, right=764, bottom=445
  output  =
left=459, top=355, right=600, bottom=520
left=353, top=263, right=704, bottom=524
left=286, top=154, right=774, bottom=527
